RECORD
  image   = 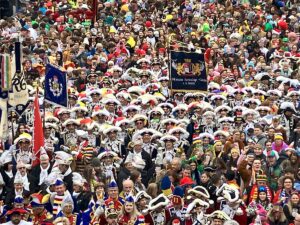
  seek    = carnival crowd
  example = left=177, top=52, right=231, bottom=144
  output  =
left=0, top=0, right=300, bottom=224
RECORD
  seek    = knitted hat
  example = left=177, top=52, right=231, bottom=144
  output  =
left=257, top=186, right=267, bottom=193
left=274, top=133, right=283, bottom=140
left=256, top=170, right=267, bottom=182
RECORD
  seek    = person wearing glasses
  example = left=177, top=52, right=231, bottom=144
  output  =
left=273, top=176, right=296, bottom=205
left=12, top=134, right=33, bottom=170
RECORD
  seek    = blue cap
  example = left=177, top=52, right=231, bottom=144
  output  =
left=108, top=180, right=118, bottom=189
left=125, top=196, right=134, bottom=203
left=55, top=178, right=64, bottom=186
left=14, top=196, right=24, bottom=203
left=258, top=186, right=267, bottom=193
left=31, top=202, right=44, bottom=208
left=173, top=186, right=184, bottom=198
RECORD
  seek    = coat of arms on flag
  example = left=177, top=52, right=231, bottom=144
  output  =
left=49, top=75, right=63, bottom=97
left=45, top=64, right=68, bottom=107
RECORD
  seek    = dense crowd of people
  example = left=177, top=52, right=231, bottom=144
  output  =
left=0, top=0, right=300, bottom=224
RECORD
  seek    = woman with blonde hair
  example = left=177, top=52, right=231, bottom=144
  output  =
left=146, top=183, right=158, bottom=199
left=283, top=192, right=300, bottom=223
left=267, top=205, right=288, bottom=225
left=118, top=196, right=141, bottom=225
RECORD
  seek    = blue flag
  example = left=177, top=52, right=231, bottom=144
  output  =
left=170, top=51, right=207, bottom=92
left=45, top=64, right=68, bottom=107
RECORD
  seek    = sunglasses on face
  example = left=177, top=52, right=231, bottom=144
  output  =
left=152, top=113, right=161, bottom=116
left=166, top=123, right=175, bottom=126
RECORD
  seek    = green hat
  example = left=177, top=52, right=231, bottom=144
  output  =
left=68, top=18, right=74, bottom=24
left=82, top=21, right=91, bottom=27
left=282, top=37, right=289, bottom=42
left=45, top=23, right=50, bottom=31
left=246, top=35, right=253, bottom=41
left=105, top=15, right=114, bottom=25
left=31, top=20, right=38, bottom=26
left=264, top=22, right=273, bottom=32
left=65, top=26, right=72, bottom=32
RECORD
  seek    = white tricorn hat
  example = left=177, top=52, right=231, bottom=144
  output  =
left=160, top=135, right=178, bottom=142
left=97, top=151, right=118, bottom=160
left=142, top=193, right=170, bottom=214
left=62, top=119, right=80, bottom=127
left=54, top=151, right=73, bottom=165
left=187, top=186, right=214, bottom=205
left=103, top=126, right=122, bottom=135
left=135, top=191, right=152, bottom=203
left=185, top=198, right=210, bottom=218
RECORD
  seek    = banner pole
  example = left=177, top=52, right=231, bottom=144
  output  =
left=167, top=37, right=173, bottom=98
left=11, top=111, right=15, bottom=141
left=168, top=51, right=173, bottom=97
left=42, top=84, right=46, bottom=129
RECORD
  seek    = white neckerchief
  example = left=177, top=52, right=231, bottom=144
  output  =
left=39, top=164, right=50, bottom=185
left=62, top=167, right=72, bottom=177
left=15, top=189, right=23, bottom=196
left=73, top=192, right=80, bottom=198
left=133, top=150, right=142, bottom=158
left=5, top=170, right=13, bottom=178
left=21, top=174, right=30, bottom=191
